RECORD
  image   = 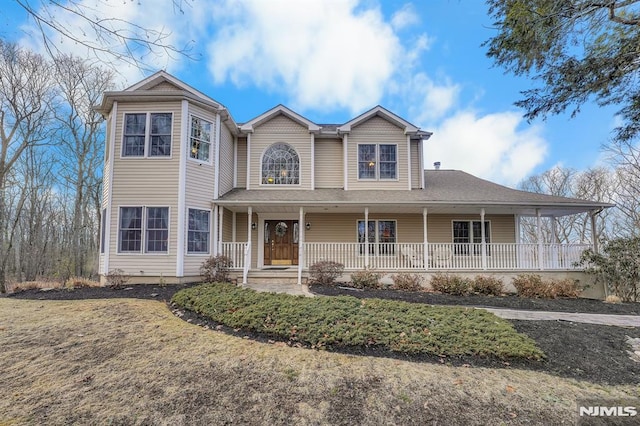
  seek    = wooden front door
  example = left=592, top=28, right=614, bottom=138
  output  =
left=263, top=220, right=299, bottom=266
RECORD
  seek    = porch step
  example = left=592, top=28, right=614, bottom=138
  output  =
left=245, top=268, right=307, bottom=285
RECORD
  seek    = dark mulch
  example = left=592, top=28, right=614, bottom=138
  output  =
left=7, top=283, right=640, bottom=385
left=310, top=284, right=640, bottom=315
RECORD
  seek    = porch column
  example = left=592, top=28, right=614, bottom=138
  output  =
left=298, top=206, right=304, bottom=285
left=514, top=214, right=522, bottom=269
left=590, top=210, right=599, bottom=253
left=364, top=207, right=369, bottom=268
left=480, top=208, right=487, bottom=270
left=536, top=209, right=544, bottom=270
left=212, top=204, right=219, bottom=256
left=423, top=208, right=428, bottom=270
left=550, top=215, right=559, bottom=268
left=243, top=206, right=252, bottom=285
left=218, top=207, right=224, bottom=255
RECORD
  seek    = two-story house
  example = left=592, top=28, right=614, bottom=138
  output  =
left=96, top=71, right=611, bottom=296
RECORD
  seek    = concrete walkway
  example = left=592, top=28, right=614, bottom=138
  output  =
left=242, top=282, right=640, bottom=327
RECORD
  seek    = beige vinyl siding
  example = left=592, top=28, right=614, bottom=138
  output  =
left=222, top=208, right=233, bottom=241
left=236, top=137, right=247, bottom=187
left=250, top=115, right=312, bottom=189
left=347, top=116, right=409, bottom=190
left=148, top=81, right=183, bottom=92
left=236, top=212, right=248, bottom=241
left=426, top=214, right=516, bottom=243
left=303, top=213, right=515, bottom=244
left=314, top=139, right=343, bottom=188
left=219, top=124, right=234, bottom=195
left=108, top=101, right=182, bottom=276
left=411, top=140, right=421, bottom=189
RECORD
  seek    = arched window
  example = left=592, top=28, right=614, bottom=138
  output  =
left=261, top=143, right=300, bottom=185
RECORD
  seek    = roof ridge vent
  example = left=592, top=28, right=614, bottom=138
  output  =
left=434, top=161, right=441, bottom=170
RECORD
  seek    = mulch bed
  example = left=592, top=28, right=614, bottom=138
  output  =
left=7, top=283, right=640, bottom=385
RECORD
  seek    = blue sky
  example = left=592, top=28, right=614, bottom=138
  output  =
left=1, top=0, right=617, bottom=186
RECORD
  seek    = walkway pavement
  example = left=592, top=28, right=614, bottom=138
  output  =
left=242, top=282, right=640, bottom=327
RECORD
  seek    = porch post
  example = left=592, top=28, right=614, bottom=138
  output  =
left=364, top=207, right=369, bottom=268
left=243, top=206, right=252, bottom=285
left=536, top=209, right=544, bottom=270
left=298, top=206, right=304, bottom=285
left=514, top=214, right=522, bottom=269
left=551, top=215, right=559, bottom=268
left=212, top=204, right=219, bottom=256
left=218, top=207, right=224, bottom=255
left=590, top=210, right=599, bottom=253
left=423, top=208, right=428, bottom=270
left=480, top=208, right=487, bottom=270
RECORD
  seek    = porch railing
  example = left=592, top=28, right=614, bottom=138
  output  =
left=220, top=242, right=248, bottom=270
left=303, top=242, right=591, bottom=271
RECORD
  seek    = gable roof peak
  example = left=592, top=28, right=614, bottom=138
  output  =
left=240, top=104, right=321, bottom=133
left=338, top=105, right=432, bottom=138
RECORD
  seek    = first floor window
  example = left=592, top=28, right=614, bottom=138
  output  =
left=188, top=209, right=210, bottom=253
left=190, top=116, right=212, bottom=162
left=118, top=207, right=169, bottom=253
left=453, top=221, right=490, bottom=254
left=357, top=220, right=396, bottom=255
left=146, top=207, right=169, bottom=252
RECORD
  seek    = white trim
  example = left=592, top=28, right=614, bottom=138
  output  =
left=364, top=208, right=369, bottom=268
left=407, top=135, right=412, bottom=190
left=419, top=138, right=425, bottom=189
left=185, top=206, right=212, bottom=256
left=214, top=113, right=222, bottom=199
left=310, top=133, right=315, bottom=190
left=514, top=214, right=521, bottom=244
left=298, top=207, right=304, bottom=285
left=423, top=208, right=428, bottom=270
left=536, top=209, right=544, bottom=270
left=480, top=208, right=487, bottom=270
left=176, top=100, right=188, bottom=276
left=246, top=206, right=253, bottom=272
left=246, top=133, right=251, bottom=190
left=356, top=143, right=399, bottom=181
left=212, top=204, right=219, bottom=256
left=103, top=101, right=117, bottom=274
left=258, top=142, right=302, bottom=187
left=218, top=206, right=224, bottom=253
left=120, top=111, right=175, bottom=159
left=343, top=134, right=348, bottom=190
left=233, top=135, right=238, bottom=188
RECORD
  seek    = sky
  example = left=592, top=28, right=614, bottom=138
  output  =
left=0, top=0, right=619, bottom=187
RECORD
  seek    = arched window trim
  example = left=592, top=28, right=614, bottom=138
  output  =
left=260, top=142, right=301, bottom=185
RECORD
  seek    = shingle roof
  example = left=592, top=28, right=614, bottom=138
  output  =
left=217, top=170, right=613, bottom=215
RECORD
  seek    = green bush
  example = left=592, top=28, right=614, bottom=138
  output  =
left=471, top=276, right=504, bottom=296
left=430, top=274, right=471, bottom=296
left=309, top=261, right=344, bottom=285
left=200, top=255, right=233, bottom=283
left=391, top=273, right=424, bottom=291
left=350, top=269, right=381, bottom=289
left=576, top=237, right=640, bottom=302
left=171, top=283, right=544, bottom=360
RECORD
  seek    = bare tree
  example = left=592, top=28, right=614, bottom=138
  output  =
left=607, top=139, right=640, bottom=237
left=53, top=54, right=114, bottom=277
left=0, top=40, right=55, bottom=292
left=15, top=0, right=197, bottom=72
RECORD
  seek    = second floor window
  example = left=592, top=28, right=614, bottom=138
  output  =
left=262, top=143, right=300, bottom=185
left=123, top=113, right=172, bottom=157
left=190, top=116, right=212, bottom=162
left=358, top=144, right=397, bottom=180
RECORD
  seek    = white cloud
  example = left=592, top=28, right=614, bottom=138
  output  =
left=401, top=72, right=461, bottom=124
left=425, top=111, right=548, bottom=186
left=206, top=0, right=422, bottom=113
left=391, top=4, right=421, bottom=30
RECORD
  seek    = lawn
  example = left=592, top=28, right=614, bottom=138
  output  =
left=171, top=283, right=544, bottom=360
left=1, top=296, right=638, bottom=425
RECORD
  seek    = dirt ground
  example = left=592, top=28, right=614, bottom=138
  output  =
left=8, top=283, right=640, bottom=386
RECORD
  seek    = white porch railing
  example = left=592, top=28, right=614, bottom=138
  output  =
left=220, top=242, right=248, bottom=270
left=303, top=242, right=591, bottom=271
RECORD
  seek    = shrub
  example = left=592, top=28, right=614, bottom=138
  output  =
left=430, top=274, right=471, bottom=296
left=64, top=277, right=100, bottom=289
left=200, top=255, right=233, bottom=283
left=512, top=274, right=550, bottom=298
left=605, top=294, right=622, bottom=304
left=309, top=261, right=344, bottom=285
left=350, top=269, right=381, bottom=289
left=551, top=278, right=580, bottom=298
left=105, top=269, right=129, bottom=289
left=391, top=273, right=424, bottom=291
left=471, top=275, right=504, bottom=296
left=576, top=237, right=640, bottom=302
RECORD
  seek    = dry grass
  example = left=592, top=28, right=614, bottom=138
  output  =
left=0, top=298, right=637, bottom=425
left=6, top=280, right=64, bottom=293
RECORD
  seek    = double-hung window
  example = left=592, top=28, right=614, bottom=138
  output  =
left=357, top=144, right=397, bottom=180
left=190, top=116, right=212, bottom=162
left=452, top=221, right=490, bottom=255
left=188, top=209, right=210, bottom=254
left=357, top=220, right=397, bottom=255
left=122, top=113, right=172, bottom=157
left=118, top=207, right=169, bottom=253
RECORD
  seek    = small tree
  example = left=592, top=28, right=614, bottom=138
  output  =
left=576, top=237, right=640, bottom=302
left=200, top=255, right=233, bottom=283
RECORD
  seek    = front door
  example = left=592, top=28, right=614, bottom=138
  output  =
left=263, top=220, right=299, bottom=266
